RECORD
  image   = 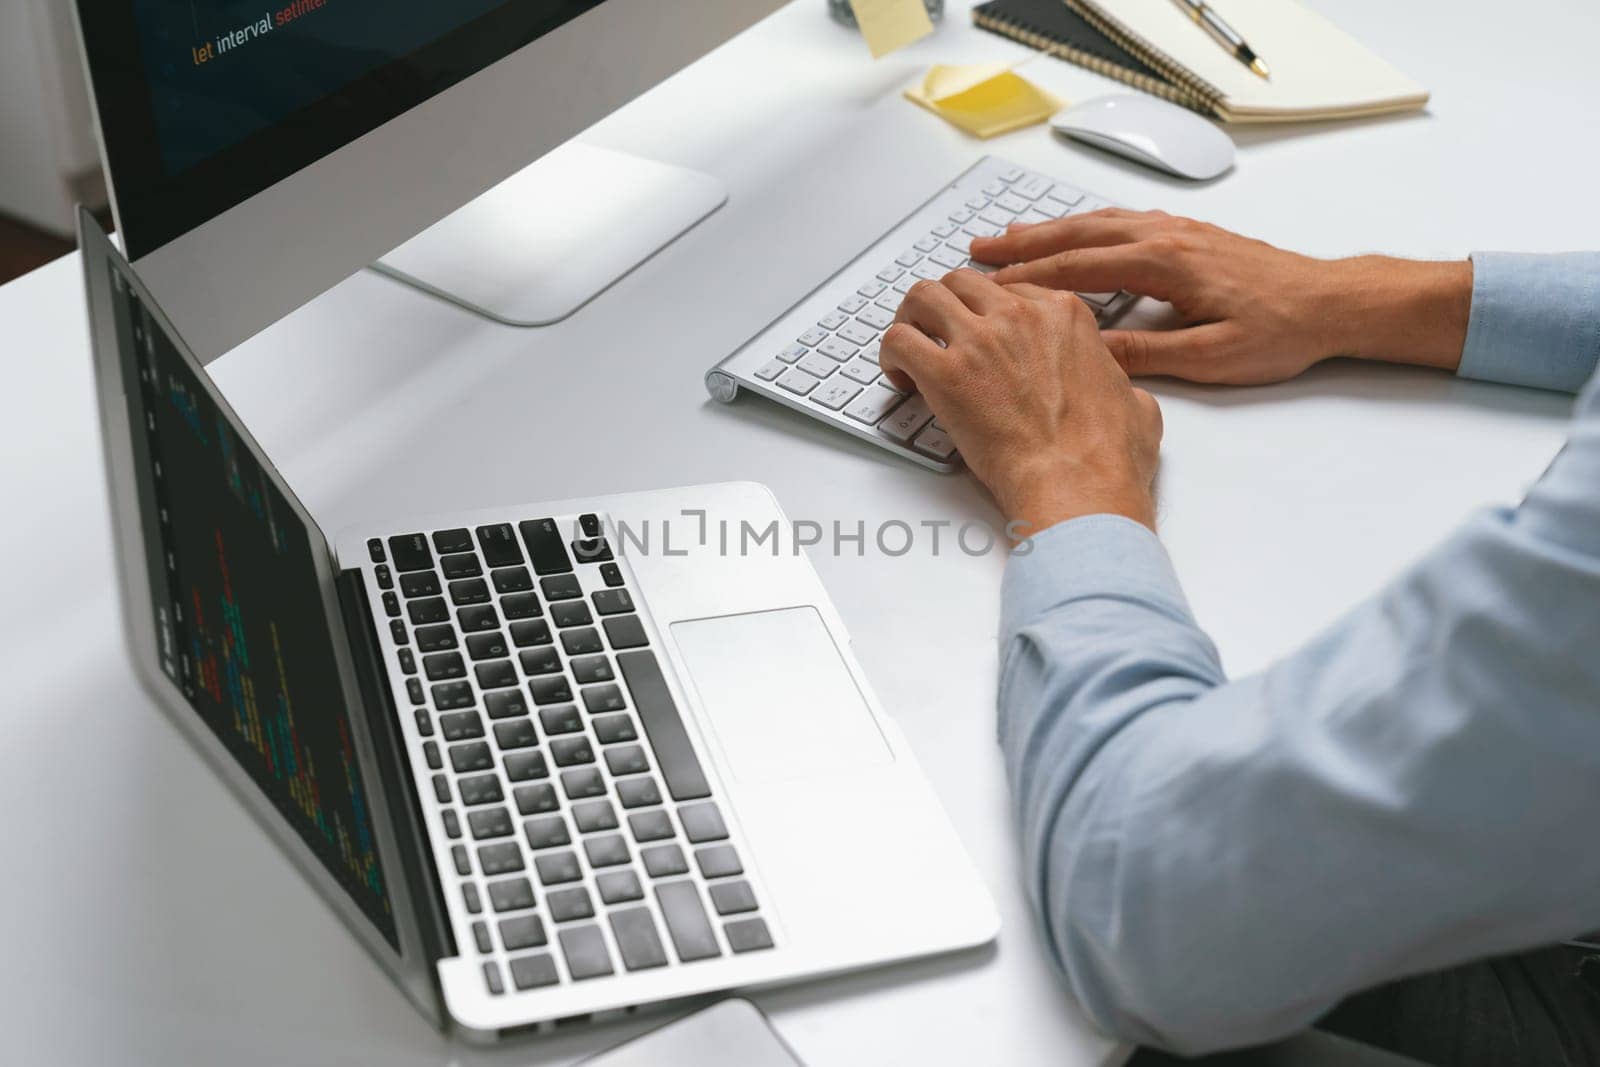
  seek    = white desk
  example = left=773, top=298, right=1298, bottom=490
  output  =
left=5, top=1, right=1598, bottom=1063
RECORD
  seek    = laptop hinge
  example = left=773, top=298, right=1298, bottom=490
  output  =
left=336, top=569, right=456, bottom=964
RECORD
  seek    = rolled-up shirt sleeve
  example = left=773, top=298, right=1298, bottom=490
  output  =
left=1459, top=251, right=1600, bottom=392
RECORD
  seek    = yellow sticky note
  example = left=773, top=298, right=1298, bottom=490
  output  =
left=849, top=0, right=934, bottom=59
left=904, top=63, right=1062, bottom=139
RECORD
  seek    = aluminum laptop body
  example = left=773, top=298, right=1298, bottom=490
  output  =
left=79, top=210, right=997, bottom=1039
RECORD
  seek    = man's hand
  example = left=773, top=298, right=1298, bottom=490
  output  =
left=971, top=209, right=1474, bottom=385
left=880, top=270, right=1163, bottom=535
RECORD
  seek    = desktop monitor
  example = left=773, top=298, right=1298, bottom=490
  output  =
left=74, top=0, right=788, bottom=361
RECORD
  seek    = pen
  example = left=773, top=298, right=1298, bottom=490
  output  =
left=1169, top=0, right=1271, bottom=80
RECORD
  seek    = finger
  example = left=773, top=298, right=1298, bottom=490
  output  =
left=989, top=242, right=1177, bottom=300
left=878, top=321, right=951, bottom=395
left=895, top=279, right=977, bottom=343
left=970, top=209, right=1171, bottom=266
left=939, top=268, right=1014, bottom=315
left=1002, top=281, right=1067, bottom=304
left=1102, top=324, right=1236, bottom=381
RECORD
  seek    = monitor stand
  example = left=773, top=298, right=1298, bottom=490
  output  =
left=371, top=142, right=726, bottom=326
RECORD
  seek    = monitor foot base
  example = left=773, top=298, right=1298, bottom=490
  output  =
left=372, top=142, right=726, bottom=326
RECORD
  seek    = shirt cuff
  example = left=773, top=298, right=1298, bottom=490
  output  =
left=1459, top=251, right=1600, bottom=393
left=1000, top=514, right=1195, bottom=641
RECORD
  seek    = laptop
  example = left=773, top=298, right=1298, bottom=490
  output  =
left=78, top=210, right=997, bottom=1038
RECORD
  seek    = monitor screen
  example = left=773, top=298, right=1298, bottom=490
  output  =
left=105, top=256, right=398, bottom=945
left=79, top=0, right=604, bottom=255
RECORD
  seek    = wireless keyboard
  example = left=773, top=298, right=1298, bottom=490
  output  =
left=706, top=156, right=1136, bottom=472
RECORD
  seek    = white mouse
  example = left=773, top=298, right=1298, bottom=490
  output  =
left=1051, top=94, right=1235, bottom=181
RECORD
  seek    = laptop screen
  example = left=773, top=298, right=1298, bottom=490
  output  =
left=104, top=258, right=398, bottom=946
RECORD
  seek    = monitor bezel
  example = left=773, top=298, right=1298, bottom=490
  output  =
left=77, top=207, right=445, bottom=1024
left=75, top=0, right=605, bottom=259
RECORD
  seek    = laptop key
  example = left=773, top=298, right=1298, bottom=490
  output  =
left=388, top=534, right=433, bottom=572
left=424, top=653, right=466, bottom=681
left=432, top=528, right=474, bottom=554
left=462, top=883, right=482, bottom=913
left=534, top=851, right=582, bottom=886
left=600, top=562, right=624, bottom=587
left=466, top=631, right=509, bottom=660
left=561, top=628, right=604, bottom=656
left=407, top=597, right=449, bottom=625
left=514, top=783, right=558, bottom=815
left=488, top=876, right=535, bottom=912
left=501, top=592, right=542, bottom=620
left=459, top=774, right=502, bottom=806
left=529, top=676, right=573, bottom=705
left=423, top=741, right=442, bottom=769
left=509, top=953, right=559, bottom=990
left=520, top=646, right=562, bottom=676
left=504, top=751, right=549, bottom=782
left=582, top=684, right=626, bottom=713
left=500, top=915, right=548, bottom=951
left=475, top=660, right=518, bottom=690
left=572, top=538, right=613, bottom=564
left=453, top=845, right=472, bottom=875
left=696, top=845, right=743, bottom=879
left=559, top=925, right=615, bottom=980
left=617, top=777, right=663, bottom=809
left=571, top=655, right=614, bottom=684
left=605, top=745, right=649, bottom=777
left=482, top=961, right=504, bottom=995
left=589, top=589, right=633, bottom=617
left=391, top=620, right=410, bottom=647
left=442, top=810, right=462, bottom=839
left=550, top=737, right=595, bottom=767
left=449, top=578, right=491, bottom=606
left=603, top=616, right=649, bottom=650
left=583, top=834, right=630, bottom=868
left=432, top=775, right=451, bottom=803
left=627, top=810, right=675, bottom=843
left=710, top=880, right=758, bottom=916
left=655, top=881, right=721, bottom=961
left=642, top=844, right=688, bottom=878
left=432, top=682, right=473, bottom=710
left=548, top=887, right=595, bottom=922
left=616, top=651, right=711, bottom=801
left=524, top=815, right=570, bottom=850
left=485, top=690, right=529, bottom=720
left=610, top=908, right=669, bottom=971
left=519, top=518, right=573, bottom=575
left=439, top=710, right=484, bottom=742
left=399, top=571, right=440, bottom=598
left=679, top=802, right=729, bottom=843
left=561, top=768, right=606, bottom=799
left=572, top=800, right=618, bottom=833
left=450, top=742, right=493, bottom=773
left=540, top=574, right=583, bottom=601
left=415, top=710, right=433, bottom=736
left=469, top=808, right=514, bottom=840
left=597, top=870, right=644, bottom=905
left=593, top=714, right=637, bottom=744
left=382, top=592, right=401, bottom=617
left=551, top=601, right=593, bottom=628
left=457, top=605, right=500, bottom=632
left=492, top=566, right=533, bottom=594
left=407, top=678, right=426, bottom=705
left=510, top=619, right=553, bottom=647
left=539, top=705, right=583, bottom=735
left=368, top=538, right=386, bottom=564
left=478, top=843, right=524, bottom=876
left=579, top=513, right=602, bottom=538
left=472, top=921, right=493, bottom=953
left=493, top=718, right=538, bottom=750
left=440, top=553, right=482, bottom=580
left=476, top=523, right=523, bottom=567
left=397, top=649, right=417, bottom=675
left=415, top=624, right=457, bottom=652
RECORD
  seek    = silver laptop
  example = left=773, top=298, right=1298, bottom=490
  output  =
left=79, top=211, right=997, bottom=1039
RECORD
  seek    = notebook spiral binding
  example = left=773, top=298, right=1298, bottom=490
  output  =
left=1061, top=0, right=1225, bottom=110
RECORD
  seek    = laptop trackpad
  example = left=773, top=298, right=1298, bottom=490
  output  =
left=671, top=607, right=892, bottom=783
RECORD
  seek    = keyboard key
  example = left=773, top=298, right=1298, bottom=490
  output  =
left=514, top=783, right=559, bottom=815
left=845, top=385, right=903, bottom=426
left=407, top=678, right=425, bottom=705
left=397, top=649, right=417, bottom=675
left=913, top=235, right=940, bottom=253
left=442, top=810, right=461, bottom=839
left=778, top=343, right=807, bottom=363
left=617, top=650, right=711, bottom=801
left=818, top=337, right=857, bottom=362
left=593, top=714, right=637, bottom=744
left=415, top=624, right=457, bottom=652
left=529, top=676, right=573, bottom=705
left=519, top=518, right=573, bottom=575
left=929, top=246, right=966, bottom=272
left=982, top=179, right=1007, bottom=196
left=655, top=882, right=720, bottom=961
left=493, top=718, right=538, bottom=749
left=628, top=810, right=675, bottom=843
left=811, top=380, right=861, bottom=411
left=391, top=620, right=410, bottom=647
left=423, top=740, right=442, bottom=769
left=605, top=744, right=649, bottom=776
left=572, top=799, right=619, bottom=833
left=466, top=632, right=509, bottom=660
left=678, top=802, right=729, bottom=843
left=617, top=777, right=664, bottom=809
left=838, top=321, right=877, bottom=346
left=476, top=524, right=523, bottom=567
left=431, top=528, right=473, bottom=554
left=510, top=619, right=553, bottom=647
left=1050, top=183, right=1085, bottom=206
left=579, top=513, right=602, bottom=538
left=501, top=593, right=542, bottom=620
left=584, top=834, right=630, bottom=868
left=459, top=774, right=502, bottom=805
left=548, top=887, right=595, bottom=922
left=609, top=907, right=669, bottom=971
left=540, top=574, right=582, bottom=601
left=819, top=309, right=849, bottom=329
left=488, top=876, right=535, bottom=912
left=475, top=660, right=518, bottom=689
left=485, top=690, right=530, bottom=720
left=491, top=566, right=533, bottom=594
left=777, top=368, right=820, bottom=396
left=840, top=358, right=879, bottom=386
left=453, top=845, right=472, bottom=875
left=754, top=359, right=785, bottom=381
left=472, top=921, right=492, bottom=952
left=875, top=265, right=903, bottom=284
left=399, top=571, right=440, bottom=598
left=509, top=952, right=560, bottom=989
left=469, top=808, right=514, bottom=840
left=504, top=750, right=549, bottom=782
left=1015, top=173, right=1054, bottom=200
left=382, top=592, right=401, bottom=618
left=388, top=534, right=433, bottom=572
left=797, top=326, right=828, bottom=346
left=550, top=737, right=595, bottom=767
left=449, top=578, right=491, bottom=605
left=696, top=845, right=743, bottom=879
left=858, top=305, right=896, bottom=330
left=440, top=710, right=484, bottom=742
left=857, top=280, right=886, bottom=298
left=407, top=597, right=448, bottom=625
left=478, top=843, right=524, bottom=876
left=642, top=844, right=688, bottom=878
left=457, top=605, right=500, bottom=632
left=913, top=424, right=958, bottom=461
left=424, top=652, right=466, bottom=682
left=573, top=537, right=610, bottom=565
left=571, top=653, right=615, bottom=683
left=551, top=601, right=593, bottom=628
left=979, top=206, right=1014, bottom=228
left=725, top=917, right=774, bottom=953
left=931, top=221, right=956, bottom=238
left=368, top=538, right=386, bottom=564
left=603, top=616, right=649, bottom=650
left=797, top=352, right=836, bottom=379
left=524, top=815, right=571, bottom=850
left=582, top=684, right=626, bottom=713
left=539, top=704, right=583, bottom=735
left=534, top=851, right=582, bottom=886
left=559, top=925, right=615, bottom=980
left=432, top=681, right=473, bottom=710
left=996, top=192, right=1030, bottom=214
left=561, top=628, right=604, bottom=656
left=440, top=553, right=482, bottom=580
left=710, top=880, right=758, bottom=916
left=519, top=646, right=562, bottom=676
left=501, top=914, right=547, bottom=950
left=451, top=742, right=493, bottom=773
left=881, top=393, right=935, bottom=443
left=415, top=709, right=434, bottom=736
left=481, top=960, right=505, bottom=994
left=597, top=869, right=644, bottom=905
left=561, top=768, right=606, bottom=799
left=599, top=563, right=624, bottom=588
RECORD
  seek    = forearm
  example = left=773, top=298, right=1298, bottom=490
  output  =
left=1319, top=256, right=1474, bottom=372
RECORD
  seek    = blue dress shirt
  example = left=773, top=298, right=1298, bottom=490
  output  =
left=998, top=252, right=1600, bottom=1054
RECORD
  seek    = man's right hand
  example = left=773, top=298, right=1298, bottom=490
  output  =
left=971, top=209, right=1474, bottom=385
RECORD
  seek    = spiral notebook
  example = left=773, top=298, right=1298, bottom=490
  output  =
left=972, top=0, right=1428, bottom=123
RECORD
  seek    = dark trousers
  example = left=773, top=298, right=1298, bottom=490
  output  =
left=1133, top=944, right=1600, bottom=1067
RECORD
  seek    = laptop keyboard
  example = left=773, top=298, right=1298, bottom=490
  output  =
left=370, top=517, right=772, bottom=997
left=709, top=155, right=1135, bottom=471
